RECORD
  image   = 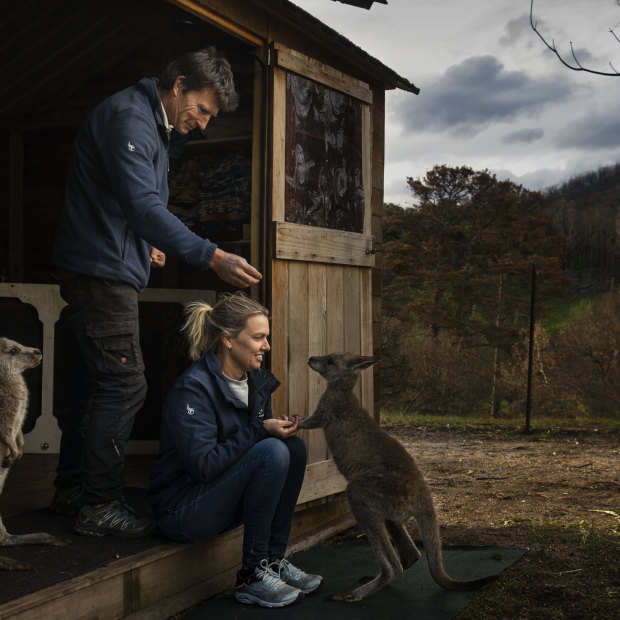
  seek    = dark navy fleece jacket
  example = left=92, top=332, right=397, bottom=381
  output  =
left=53, top=77, right=216, bottom=293
left=148, top=351, right=279, bottom=518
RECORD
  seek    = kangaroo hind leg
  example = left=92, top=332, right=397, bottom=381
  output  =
left=386, top=520, right=421, bottom=571
left=334, top=483, right=402, bottom=602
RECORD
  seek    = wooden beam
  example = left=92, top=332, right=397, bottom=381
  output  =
left=273, top=221, right=375, bottom=267
left=250, top=58, right=263, bottom=300
left=362, top=102, right=372, bottom=235
left=270, top=67, right=287, bottom=222
left=166, top=0, right=263, bottom=46
left=272, top=45, right=373, bottom=104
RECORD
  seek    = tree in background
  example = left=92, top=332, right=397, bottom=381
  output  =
left=382, top=165, right=567, bottom=415
left=545, top=164, right=620, bottom=295
left=555, top=290, right=620, bottom=417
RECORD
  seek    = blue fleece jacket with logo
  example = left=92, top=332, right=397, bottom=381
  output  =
left=148, top=351, right=279, bottom=518
left=52, top=77, right=216, bottom=292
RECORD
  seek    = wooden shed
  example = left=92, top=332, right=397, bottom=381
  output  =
left=0, top=1, right=418, bottom=617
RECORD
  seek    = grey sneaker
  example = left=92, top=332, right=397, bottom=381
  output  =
left=73, top=500, right=157, bottom=537
left=235, top=559, right=303, bottom=607
left=274, top=557, right=323, bottom=594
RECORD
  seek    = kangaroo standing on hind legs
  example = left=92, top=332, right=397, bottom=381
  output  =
left=299, top=353, right=497, bottom=602
left=0, top=337, right=66, bottom=571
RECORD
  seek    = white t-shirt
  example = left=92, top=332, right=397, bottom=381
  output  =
left=224, top=373, right=249, bottom=406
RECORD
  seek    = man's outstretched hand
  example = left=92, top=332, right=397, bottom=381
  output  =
left=209, top=248, right=262, bottom=288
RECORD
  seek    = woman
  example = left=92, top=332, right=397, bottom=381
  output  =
left=149, top=292, right=322, bottom=608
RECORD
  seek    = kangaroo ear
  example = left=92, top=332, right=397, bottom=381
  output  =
left=352, top=356, right=376, bottom=371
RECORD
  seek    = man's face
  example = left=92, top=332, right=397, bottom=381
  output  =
left=167, top=79, right=220, bottom=134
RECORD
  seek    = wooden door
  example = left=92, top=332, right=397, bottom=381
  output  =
left=268, top=44, right=375, bottom=502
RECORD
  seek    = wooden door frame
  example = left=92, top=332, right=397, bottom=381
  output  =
left=267, top=43, right=375, bottom=501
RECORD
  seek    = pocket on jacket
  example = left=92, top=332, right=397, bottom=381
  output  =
left=121, top=227, right=134, bottom=261
left=85, top=320, right=144, bottom=374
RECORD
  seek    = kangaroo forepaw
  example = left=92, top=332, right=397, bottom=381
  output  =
left=0, top=556, right=31, bottom=571
left=44, top=534, right=69, bottom=547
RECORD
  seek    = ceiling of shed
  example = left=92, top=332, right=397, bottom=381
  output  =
left=2, top=0, right=247, bottom=130
left=2, top=0, right=417, bottom=131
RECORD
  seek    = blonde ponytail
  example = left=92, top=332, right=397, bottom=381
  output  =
left=182, top=301, right=213, bottom=361
left=182, top=292, right=270, bottom=361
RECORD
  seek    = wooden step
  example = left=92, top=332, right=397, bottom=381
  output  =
left=1, top=456, right=352, bottom=619
left=0, top=497, right=352, bottom=619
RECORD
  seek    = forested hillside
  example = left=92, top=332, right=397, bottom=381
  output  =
left=544, top=163, right=620, bottom=294
left=381, top=164, right=620, bottom=420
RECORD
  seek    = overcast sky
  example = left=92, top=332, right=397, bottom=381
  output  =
left=292, top=0, right=620, bottom=207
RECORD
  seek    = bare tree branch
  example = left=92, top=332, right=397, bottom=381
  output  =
left=530, top=0, right=620, bottom=76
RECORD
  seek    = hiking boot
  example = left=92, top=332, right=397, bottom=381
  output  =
left=235, top=559, right=303, bottom=607
left=49, top=486, right=84, bottom=515
left=73, top=500, right=157, bottom=537
left=273, top=557, right=323, bottom=594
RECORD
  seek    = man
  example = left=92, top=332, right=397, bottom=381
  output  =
left=51, top=47, right=261, bottom=537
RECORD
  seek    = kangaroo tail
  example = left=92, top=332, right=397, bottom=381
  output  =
left=415, top=507, right=498, bottom=591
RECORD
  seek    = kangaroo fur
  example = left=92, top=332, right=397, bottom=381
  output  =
left=299, top=352, right=497, bottom=602
left=0, top=337, right=66, bottom=571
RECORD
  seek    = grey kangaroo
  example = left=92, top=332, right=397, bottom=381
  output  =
left=0, top=337, right=66, bottom=571
left=299, top=353, right=497, bottom=602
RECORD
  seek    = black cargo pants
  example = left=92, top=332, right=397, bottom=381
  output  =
left=55, top=276, right=147, bottom=505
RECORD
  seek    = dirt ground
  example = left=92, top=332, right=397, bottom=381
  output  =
left=380, top=425, right=620, bottom=619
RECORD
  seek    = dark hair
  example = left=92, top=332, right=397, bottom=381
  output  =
left=159, top=46, right=239, bottom=113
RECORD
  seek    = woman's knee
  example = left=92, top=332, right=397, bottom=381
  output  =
left=256, top=437, right=291, bottom=471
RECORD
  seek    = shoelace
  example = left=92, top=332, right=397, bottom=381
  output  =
left=277, top=558, right=304, bottom=579
left=256, top=559, right=287, bottom=589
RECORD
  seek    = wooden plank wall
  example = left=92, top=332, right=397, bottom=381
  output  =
left=270, top=260, right=373, bottom=465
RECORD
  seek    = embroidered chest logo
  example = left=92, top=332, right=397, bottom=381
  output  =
left=257, top=408, right=264, bottom=419
left=186, top=403, right=194, bottom=416
left=127, top=141, right=136, bottom=152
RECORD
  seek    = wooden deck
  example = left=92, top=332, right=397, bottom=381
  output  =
left=0, top=455, right=353, bottom=619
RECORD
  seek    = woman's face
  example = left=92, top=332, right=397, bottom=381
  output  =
left=225, top=314, right=270, bottom=377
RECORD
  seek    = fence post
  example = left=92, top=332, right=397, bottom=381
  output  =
left=525, top=263, right=536, bottom=434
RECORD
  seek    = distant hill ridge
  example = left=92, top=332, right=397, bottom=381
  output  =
left=543, top=163, right=620, bottom=295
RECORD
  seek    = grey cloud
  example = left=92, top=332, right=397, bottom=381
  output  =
left=502, top=127, right=544, bottom=144
left=499, top=14, right=531, bottom=46
left=555, top=111, right=620, bottom=150
left=395, top=55, right=573, bottom=137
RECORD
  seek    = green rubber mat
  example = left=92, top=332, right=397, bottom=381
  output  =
left=182, top=535, right=527, bottom=619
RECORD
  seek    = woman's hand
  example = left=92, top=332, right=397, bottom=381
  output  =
left=263, top=415, right=300, bottom=439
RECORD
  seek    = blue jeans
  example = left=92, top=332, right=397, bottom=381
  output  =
left=54, top=276, right=147, bottom=505
left=157, top=436, right=307, bottom=570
